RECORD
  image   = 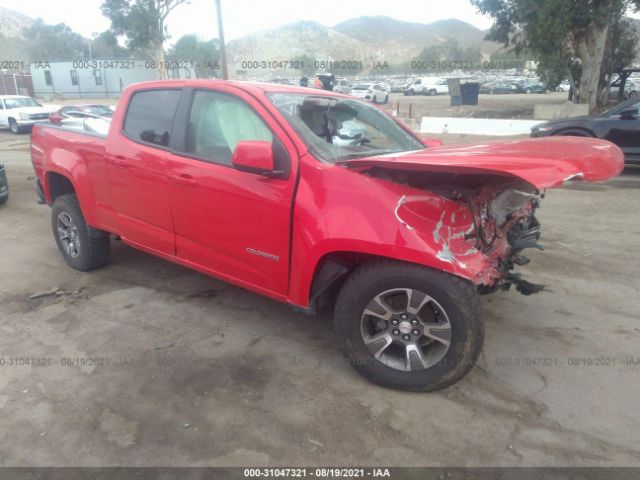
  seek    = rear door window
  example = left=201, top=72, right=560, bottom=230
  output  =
left=123, top=89, right=181, bottom=148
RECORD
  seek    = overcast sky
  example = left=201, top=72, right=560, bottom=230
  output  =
left=1, top=0, right=500, bottom=43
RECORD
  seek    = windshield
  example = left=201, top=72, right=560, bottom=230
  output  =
left=4, top=97, right=42, bottom=109
left=267, top=92, right=424, bottom=163
left=604, top=97, right=640, bottom=116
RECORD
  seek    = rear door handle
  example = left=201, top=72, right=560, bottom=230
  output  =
left=170, top=174, right=198, bottom=187
left=107, top=155, right=129, bottom=167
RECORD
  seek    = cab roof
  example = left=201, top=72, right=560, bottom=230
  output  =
left=127, top=79, right=346, bottom=98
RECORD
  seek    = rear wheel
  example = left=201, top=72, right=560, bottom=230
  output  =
left=51, top=194, right=110, bottom=271
left=383, top=95, right=388, bottom=104
left=334, top=260, right=483, bottom=391
left=428, top=89, right=437, bottom=96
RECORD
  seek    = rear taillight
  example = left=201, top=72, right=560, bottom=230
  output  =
left=48, top=112, right=62, bottom=124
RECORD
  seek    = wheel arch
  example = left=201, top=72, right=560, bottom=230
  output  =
left=302, top=250, right=474, bottom=313
left=553, top=127, right=595, bottom=137
left=44, top=167, right=100, bottom=228
left=46, top=171, right=76, bottom=204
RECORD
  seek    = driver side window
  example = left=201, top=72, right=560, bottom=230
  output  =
left=186, top=90, right=273, bottom=165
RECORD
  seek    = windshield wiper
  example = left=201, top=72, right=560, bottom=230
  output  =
left=339, top=149, right=397, bottom=160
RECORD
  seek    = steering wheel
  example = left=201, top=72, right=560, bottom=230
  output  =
left=350, top=136, right=371, bottom=146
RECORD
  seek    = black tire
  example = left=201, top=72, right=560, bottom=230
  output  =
left=428, top=89, right=437, bottom=96
left=526, top=88, right=532, bottom=94
left=0, top=196, right=6, bottom=206
left=334, top=260, right=483, bottom=392
left=8, top=118, right=20, bottom=134
left=383, top=95, right=388, bottom=104
left=51, top=194, right=110, bottom=271
left=404, top=89, right=414, bottom=96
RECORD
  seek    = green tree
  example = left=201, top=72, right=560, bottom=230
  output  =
left=601, top=17, right=639, bottom=103
left=90, top=31, right=130, bottom=59
left=101, top=0, right=190, bottom=79
left=168, top=35, right=220, bottom=77
left=23, top=19, right=87, bottom=62
left=471, top=0, right=640, bottom=112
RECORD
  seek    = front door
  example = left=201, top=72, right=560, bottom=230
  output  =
left=604, top=99, right=640, bottom=162
left=166, top=87, right=297, bottom=296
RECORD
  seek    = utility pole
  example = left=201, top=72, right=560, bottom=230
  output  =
left=215, top=0, right=229, bottom=79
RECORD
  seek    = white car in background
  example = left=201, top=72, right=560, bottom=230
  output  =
left=350, top=83, right=389, bottom=103
left=0, top=95, right=56, bottom=134
left=333, top=78, right=352, bottom=95
left=404, top=77, right=449, bottom=96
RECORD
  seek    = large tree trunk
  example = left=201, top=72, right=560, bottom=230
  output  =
left=153, top=43, right=168, bottom=80
left=575, top=23, right=609, bottom=113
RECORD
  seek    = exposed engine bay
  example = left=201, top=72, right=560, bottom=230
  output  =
left=365, top=167, right=547, bottom=295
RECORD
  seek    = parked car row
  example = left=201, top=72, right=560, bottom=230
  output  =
left=479, top=79, right=547, bottom=94
left=0, top=95, right=114, bottom=134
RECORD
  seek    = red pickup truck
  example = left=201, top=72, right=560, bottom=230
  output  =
left=30, top=80, right=623, bottom=391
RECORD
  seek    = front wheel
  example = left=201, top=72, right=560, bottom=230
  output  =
left=51, top=194, right=111, bottom=271
left=8, top=118, right=20, bottom=134
left=333, top=260, right=483, bottom=391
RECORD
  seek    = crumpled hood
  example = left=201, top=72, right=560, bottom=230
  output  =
left=338, top=137, right=624, bottom=189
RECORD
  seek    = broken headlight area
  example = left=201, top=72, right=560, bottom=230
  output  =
left=470, top=182, right=546, bottom=294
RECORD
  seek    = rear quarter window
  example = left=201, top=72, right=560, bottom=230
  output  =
left=123, top=89, right=181, bottom=147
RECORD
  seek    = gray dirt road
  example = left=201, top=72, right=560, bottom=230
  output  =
left=0, top=128, right=639, bottom=466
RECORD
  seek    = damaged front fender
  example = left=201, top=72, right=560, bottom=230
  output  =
left=393, top=178, right=545, bottom=293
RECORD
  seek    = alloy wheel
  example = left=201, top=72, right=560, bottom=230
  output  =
left=56, top=211, right=81, bottom=258
left=360, top=288, right=452, bottom=372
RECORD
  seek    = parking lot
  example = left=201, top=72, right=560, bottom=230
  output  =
left=1, top=125, right=640, bottom=467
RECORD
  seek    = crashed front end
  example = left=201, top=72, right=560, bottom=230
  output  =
left=340, top=137, right=625, bottom=295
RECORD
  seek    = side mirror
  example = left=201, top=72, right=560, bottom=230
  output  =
left=620, top=108, right=638, bottom=120
left=232, top=140, right=282, bottom=177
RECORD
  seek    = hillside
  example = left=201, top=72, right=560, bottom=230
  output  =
left=227, top=16, right=504, bottom=74
left=0, top=5, right=33, bottom=38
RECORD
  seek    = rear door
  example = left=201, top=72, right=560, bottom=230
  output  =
left=165, top=86, right=298, bottom=296
left=104, top=88, right=181, bottom=255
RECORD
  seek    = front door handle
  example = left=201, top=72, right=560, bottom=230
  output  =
left=170, top=173, right=198, bottom=187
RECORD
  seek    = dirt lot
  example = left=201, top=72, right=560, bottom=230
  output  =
left=0, top=126, right=639, bottom=467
